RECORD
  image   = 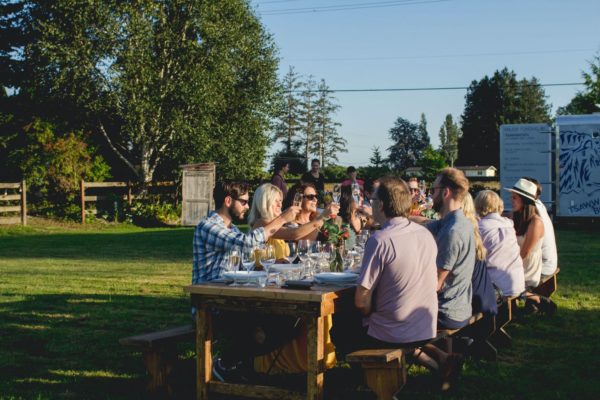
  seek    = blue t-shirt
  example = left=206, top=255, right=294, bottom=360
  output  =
left=426, top=209, right=475, bottom=322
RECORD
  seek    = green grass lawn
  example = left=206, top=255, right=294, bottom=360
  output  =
left=0, top=219, right=599, bottom=399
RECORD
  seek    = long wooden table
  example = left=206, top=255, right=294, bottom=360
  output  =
left=184, top=282, right=355, bottom=400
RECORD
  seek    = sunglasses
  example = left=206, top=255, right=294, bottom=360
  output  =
left=303, top=194, right=318, bottom=201
left=234, top=198, right=248, bottom=206
left=410, top=188, right=420, bottom=193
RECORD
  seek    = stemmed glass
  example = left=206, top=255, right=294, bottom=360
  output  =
left=351, top=182, right=361, bottom=204
left=260, top=244, right=276, bottom=283
left=227, top=248, right=241, bottom=286
left=332, top=185, right=341, bottom=204
left=293, top=192, right=303, bottom=207
left=241, top=246, right=256, bottom=286
left=287, top=242, right=298, bottom=264
left=298, top=239, right=311, bottom=277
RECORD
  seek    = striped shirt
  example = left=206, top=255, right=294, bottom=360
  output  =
left=192, top=211, right=266, bottom=283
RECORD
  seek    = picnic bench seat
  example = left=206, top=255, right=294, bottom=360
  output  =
left=120, top=324, right=195, bottom=398
left=489, top=296, right=518, bottom=351
left=532, top=267, right=560, bottom=298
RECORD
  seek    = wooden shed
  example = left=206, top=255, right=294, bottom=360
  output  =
left=181, top=163, right=216, bottom=226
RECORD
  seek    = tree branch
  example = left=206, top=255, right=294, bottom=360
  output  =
left=98, top=121, right=139, bottom=179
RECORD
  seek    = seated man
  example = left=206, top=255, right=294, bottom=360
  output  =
left=192, top=181, right=299, bottom=381
left=350, top=177, right=460, bottom=386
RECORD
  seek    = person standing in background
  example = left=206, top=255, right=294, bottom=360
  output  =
left=271, top=159, right=290, bottom=200
left=301, top=159, right=325, bottom=194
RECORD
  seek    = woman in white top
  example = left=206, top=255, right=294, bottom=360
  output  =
left=474, top=190, right=525, bottom=297
left=506, top=179, right=556, bottom=315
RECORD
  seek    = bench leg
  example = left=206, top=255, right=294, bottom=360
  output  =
left=143, top=348, right=176, bottom=398
left=362, top=358, right=407, bottom=400
left=468, top=316, right=497, bottom=361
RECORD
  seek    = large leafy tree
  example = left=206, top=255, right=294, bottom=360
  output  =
left=558, top=55, right=600, bottom=115
left=458, top=68, right=551, bottom=167
left=311, top=79, right=345, bottom=167
left=387, top=116, right=429, bottom=172
left=1, top=0, right=280, bottom=182
left=439, top=114, right=461, bottom=167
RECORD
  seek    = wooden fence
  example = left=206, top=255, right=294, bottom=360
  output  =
left=80, top=180, right=176, bottom=223
left=0, top=181, right=27, bottom=225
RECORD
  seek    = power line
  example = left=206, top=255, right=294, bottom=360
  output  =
left=287, top=82, right=585, bottom=93
left=283, top=48, right=598, bottom=62
left=260, top=0, right=450, bottom=15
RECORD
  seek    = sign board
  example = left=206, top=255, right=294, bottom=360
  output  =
left=500, top=124, right=553, bottom=211
left=556, top=115, right=600, bottom=217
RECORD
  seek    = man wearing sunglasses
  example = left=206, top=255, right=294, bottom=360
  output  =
left=193, top=181, right=299, bottom=284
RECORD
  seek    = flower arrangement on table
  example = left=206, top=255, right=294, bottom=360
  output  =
left=319, top=216, right=350, bottom=272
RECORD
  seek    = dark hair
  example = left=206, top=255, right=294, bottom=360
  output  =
left=346, top=166, right=356, bottom=173
left=213, top=181, right=250, bottom=209
left=522, top=176, right=542, bottom=199
left=283, top=182, right=316, bottom=209
left=436, top=167, right=469, bottom=201
left=377, top=176, right=412, bottom=218
left=274, top=159, right=289, bottom=172
left=311, top=159, right=320, bottom=165
left=339, top=187, right=356, bottom=223
left=512, top=193, right=539, bottom=236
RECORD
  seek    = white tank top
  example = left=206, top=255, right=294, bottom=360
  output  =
left=517, top=235, right=543, bottom=287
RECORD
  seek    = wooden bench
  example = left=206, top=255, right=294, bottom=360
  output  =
left=532, top=267, right=560, bottom=298
left=346, top=348, right=407, bottom=400
left=120, top=325, right=195, bottom=398
left=489, top=297, right=518, bottom=351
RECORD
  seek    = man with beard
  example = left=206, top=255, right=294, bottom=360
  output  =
left=192, top=181, right=299, bottom=382
left=193, top=181, right=299, bottom=283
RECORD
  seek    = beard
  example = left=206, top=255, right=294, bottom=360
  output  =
left=432, top=194, right=443, bottom=213
left=228, top=205, right=245, bottom=224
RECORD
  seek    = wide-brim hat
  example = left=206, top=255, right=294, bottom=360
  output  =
left=504, top=178, right=537, bottom=202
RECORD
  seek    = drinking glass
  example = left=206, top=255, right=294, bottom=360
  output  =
left=287, top=242, right=297, bottom=264
left=298, top=239, right=311, bottom=271
left=351, top=182, right=361, bottom=204
left=332, top=185, right=341, bottom=204
left=260, top=244, right=276, bottom=280
left=227, top=248, right=241, bottom=286
left=293, top=192, right=303, bottom=207
left=241, top=246, right=256, bottom=286
left=343, top=252, right=355, bottom=271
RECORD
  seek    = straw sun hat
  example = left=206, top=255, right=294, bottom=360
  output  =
left=504, top=178, right=537, bottom=202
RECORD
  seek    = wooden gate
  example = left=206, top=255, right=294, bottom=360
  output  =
left=181, top=163, right=215, bottom=226
left=0, top=181, right=27, bottom=225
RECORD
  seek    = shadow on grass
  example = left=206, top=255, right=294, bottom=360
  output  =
left=0, top=229, right=194, bottom=263
left=0, top=293, right=194, bottom=400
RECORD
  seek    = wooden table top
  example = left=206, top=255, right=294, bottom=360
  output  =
left=184, top=282, right=354, bottom=303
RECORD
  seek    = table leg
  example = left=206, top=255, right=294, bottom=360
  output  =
left=305, top=315, right=324, bottom=400
left=196, top=307, right=212, bottom=400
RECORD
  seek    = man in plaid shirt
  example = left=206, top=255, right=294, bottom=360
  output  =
left=193, top=181, right=299, bottom=284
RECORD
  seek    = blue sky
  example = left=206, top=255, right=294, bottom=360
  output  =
left=253, top=0, right=600, bottom=167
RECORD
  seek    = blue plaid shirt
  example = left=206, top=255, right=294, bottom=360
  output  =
left=192, top=211, right=266, bottom=284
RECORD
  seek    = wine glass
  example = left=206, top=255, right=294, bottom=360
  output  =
left=241, top=246, right=256, bottom=285
left=260, top=244, right=276, bottom=280
left=227, top=248, right=241, bottom=286
left=298, top=239, right=311, bottom=273
left=287, top=242, right=298, bottom=264
left=332, top=185, right=341, bottom=204
left=351, top=182, right=361, bottom=204
left=293, top=192, right=303, bottom=207
left=343, top=252, right=355, bottom=271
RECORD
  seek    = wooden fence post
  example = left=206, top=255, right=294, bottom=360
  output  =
left=80, top=179, right=86, bottom=224
left=127, top=181, right=132, bottom=206
left=20, top=180, right=26, bottom=226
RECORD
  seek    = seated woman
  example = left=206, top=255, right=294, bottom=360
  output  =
left=506, top=179, right=556, bottom=314
left=294, top=183, right=321, bottom=226
left=247, top=183, right=338, bottom=375
left=338, top=189, right=362, bottom=250
left=474, top=190, right=525, bottom=298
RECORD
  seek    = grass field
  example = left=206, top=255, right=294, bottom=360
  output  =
left=1, top=218, right=599, bottom=399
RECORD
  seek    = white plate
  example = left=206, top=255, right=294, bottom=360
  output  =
left=271, top=264, right=303, bottom=273
left=223, top=271, right=267, bottom=282
left=314, top=272, right=357, bottom=283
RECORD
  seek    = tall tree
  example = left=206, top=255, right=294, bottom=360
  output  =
left=438, top=114, right=461, bottom=167
left=387, top=116, right=428, bottom=172
left=458, top=68, right=551, bottom=167
left=558, top=54, right=600, bottom=115
left=2, top=0, right=280, bottom=182
left=369, top=146, right=386, bottom=168
left=273, top=66, right=303, bottom=154
left=417, top=113, right=431, bottom=149
left=310, top=79, right=345, bottom=167
left=298, top=76, right=318, bottom=168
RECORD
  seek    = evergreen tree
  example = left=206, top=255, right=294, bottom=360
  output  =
left=558, top=54, right=600, bottom=115
left=273, top=66, right=303, bottom=154
left=438, top=114, right=461, bottom=167
left=311, top=79, right=345, bottom=167
left=298, top=76, right=318, bottom=168
left=369, top=146, right=386, bottom=168
left=387, top=116, right=428, bottom=172
left=458, top=68, right=551, bottom=167
left=417, top=113, right=431, bottom=148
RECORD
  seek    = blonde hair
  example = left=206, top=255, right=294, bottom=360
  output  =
left=474, top=190, right=504, bottom=217
left=247, top=183, right=282, bottom=226
left=462, top=192, right=487, bottom=262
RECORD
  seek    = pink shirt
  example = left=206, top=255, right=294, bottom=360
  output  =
left=357, top=217, right=438, bottom=343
